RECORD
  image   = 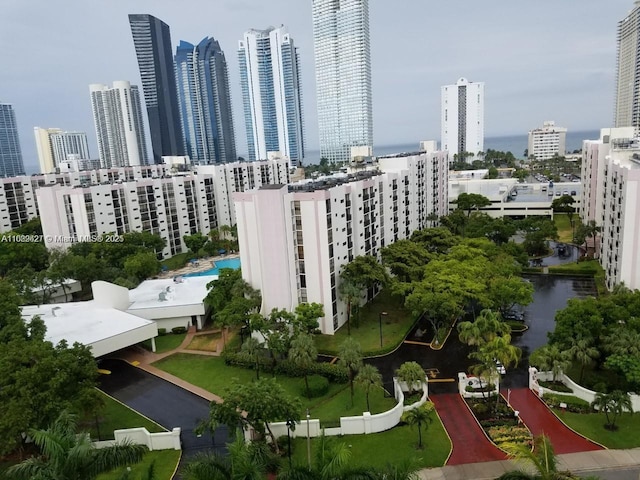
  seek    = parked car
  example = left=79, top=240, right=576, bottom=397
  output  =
left=548, top=190, right=554, bottom=196
left=555, top=191, right=561, bottom=197
left=570, top=190, right=577, bottom=196
left=503, top=310, right=524, bottom=321
left=563, top=190, right=569, bottom=196
left=495, top=359, right=506, bottom=375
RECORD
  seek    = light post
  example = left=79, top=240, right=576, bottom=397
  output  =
left=378, top=312, right=388, bottom=348
left=286, top=419, right=295, bottom=468
left=306, top=409, right=311, bottom=469
left=507, top=388, right=511, bottom=406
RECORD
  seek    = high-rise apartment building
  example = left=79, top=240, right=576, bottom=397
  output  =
left=238, top=26, right=305, bottom=165
left=34, top=128, right=90, bottom=173
left=527, top=121, right=567, bottom=161
left=89, top=81, right=148, bottom=168
left=0, top=102, right=25, bottom=178
left=614, top=2, right=640, bottom=129
left=175, top=37, right=237, bottom=165
left=129, top=14, right=184, bottom=163
left=441, top=78, right=485, bottom=161
left=313, top=0, right=372, bottom=164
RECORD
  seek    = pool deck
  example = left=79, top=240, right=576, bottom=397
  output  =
left=157, top=253, right=240, bottom=279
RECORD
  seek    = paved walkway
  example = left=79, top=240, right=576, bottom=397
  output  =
left=431, top=393, right=507, bottom=465
left=506, top=388, right=602, bottom=454
left=419, top=448, right=640, bottom=480
left=158, top=254, right=241, bottom=279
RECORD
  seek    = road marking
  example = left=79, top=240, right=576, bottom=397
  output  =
left=403, top=340, right=431, bottom=346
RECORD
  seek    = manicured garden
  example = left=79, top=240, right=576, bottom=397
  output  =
left=82, top=390, right=166, bottom=441
left=553, top=213, right=581, bottom=244
left=314, top=290, right=416, bottom=356
left=186, top=332, right=221, bottom=352
left=95, top=450, right=181, bottom=480
left=142, top=332, right=186, bottom=354
left=290, top=422, right=450, bottom=469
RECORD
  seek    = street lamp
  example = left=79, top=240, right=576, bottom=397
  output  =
left=378, top=312, right=388, bottom=348
left=306, top=409, right=311, bottom=468
left=285, top=419, right=295, bottom=468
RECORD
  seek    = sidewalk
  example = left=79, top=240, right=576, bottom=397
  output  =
left=419, top=449, right=640, bottom=480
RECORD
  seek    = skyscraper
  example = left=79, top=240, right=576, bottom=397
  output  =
left=129, top=14, right=184, bottom=163
left=615, top=2, right=640, bottom=128
left=89, top=81, right=148, bottom=168
left=34, top=127, right=90, bottom=173
left=313, top=0, right=372, bottom=164
left=0, top=102, right=25, bottom=178
left=238, top=26, right=305, bottom=164
left=441, top=78, right=485, bottom=161
left=175, top=37, right=237, bottom=164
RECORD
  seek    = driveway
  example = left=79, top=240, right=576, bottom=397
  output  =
left=97, top=358, right=229, bottom=454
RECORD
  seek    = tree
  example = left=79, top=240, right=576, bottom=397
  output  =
left=123, top=251, right=161, bottom=283
left=183, top=233, right=210, bottom=256
left=239, top=336, right=264, bottom=380
left=251, top=308, right=295, bottom=367
left=395, top=361, right=425, bottom=395
left=530, top=345, right=571, bottom=382
left=401, top=401, right=434, bottom=449
left=503, top=435, right=567, bottom=480
left=6, top=411, right=147, bottom=480
left=453, top=193, right=492, bottom=217
left=337, top=277, right=360, bottom=334
left=338, top=337, right=363, bottom=407
left=288, top=332, right=318, bottom=398
left=591, top=391, right=633, bottom=431
left=457, top=309, right=510, bottom=349
left=381, top=239, right=431, bottom=283
left=340, top=255, right=390, bottom=303
left=292, top=302, right=324, bottom=334
left=355, top=364, right=383, bottom=412
left=205, top=379, right=301, bottom=454
left=517, top=217, right=558, bottom=257
left=487, top=276, right=534, bottom=315
left=568, top=337, right=599, bottom=384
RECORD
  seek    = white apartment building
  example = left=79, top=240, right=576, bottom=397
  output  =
left=441, top=78, right=484, bottom=160
left=234, top=151, right=448, bottom=334
left=34, top=127, right=90, bottom=173
left=313, top=0, right=373, bottom=164
left=36, top=158, right=290, bottom=256
left=615, top=1, right=640, bottom=128
left=581, top=127, right=640, bottom=290
left=89, top=81, right=148, bottom=168
left=527, top=121, right=567, bottom=161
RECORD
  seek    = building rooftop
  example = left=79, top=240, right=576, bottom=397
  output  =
left=288, top=170, right=382, bottom=193
left=127, top=275, right=216, bottom=311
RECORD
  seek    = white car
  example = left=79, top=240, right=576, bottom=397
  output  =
left=495, top=360, right=506, bottom=375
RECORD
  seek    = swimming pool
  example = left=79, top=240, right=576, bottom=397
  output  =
left=183, top=257, right=241, bottom=277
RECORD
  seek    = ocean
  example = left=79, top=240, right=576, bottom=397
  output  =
left=301, top=130, right=601, bottom=164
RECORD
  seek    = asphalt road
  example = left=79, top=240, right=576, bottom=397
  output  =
left=97, top=358, right=229, bottom=454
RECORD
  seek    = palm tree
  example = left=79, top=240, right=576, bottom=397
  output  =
left=289, top=332, right=319, bottom=398
left=476, top=335, right=521, bottom=408
left=395, top=361, right=425, bottom=396
left=457, top=309, right=510, bottom=349
left=591, top=391, right=633, bottom=431
left=602, top=328, right=640, bottom=356
left=355, top=364, right=383, bottom=412
left=239, top=336, right=264, bottom=380
left=568, top=337, right=599, bottom=384
left=6, top=411, right=146, bottom=480
left=338, top=337, right=363, bottom=407
left=530, top=345, right=571, bottom=382
left=502, top=435, right=561, bottom=480
left=338, top=278, right=361, bottom=335
left=401, top=401, right=434, bottom=449
left=182, top=434, right=265, bottom=480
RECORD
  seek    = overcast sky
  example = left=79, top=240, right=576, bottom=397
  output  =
left=1, top=0, right=633, bottom=171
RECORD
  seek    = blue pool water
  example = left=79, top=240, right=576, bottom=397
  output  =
left=183, top=257, right=241, bottom=277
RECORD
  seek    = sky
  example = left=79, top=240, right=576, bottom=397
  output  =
left=1, top=0, right=634, bottom=172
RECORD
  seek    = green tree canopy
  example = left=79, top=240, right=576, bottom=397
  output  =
left=453, top=193, right=492, bottom=217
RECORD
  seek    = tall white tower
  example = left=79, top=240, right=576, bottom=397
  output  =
left=615, top=1, right=640, bottom=129
left=441, top=78, right=485, bottom=161
left=313, top=0, right=372, bottom=164
left=89, top=81, right=148, bottom=168
left=34, top=127, right=90, bottom=173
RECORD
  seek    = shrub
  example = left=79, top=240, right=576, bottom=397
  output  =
left=539, top=380, right=573, bottom=393
left=300, top=375, right=329, bottom=398
left=172, top=326, right=187, bottom=334
left=158, top=328, right=167, bottom=336
left=542, top=393, right=591, bottom=413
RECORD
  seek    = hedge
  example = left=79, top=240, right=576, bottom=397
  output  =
left=542, top=393, right=591, bottom=413
left=223, top=352, right=349, bottom=384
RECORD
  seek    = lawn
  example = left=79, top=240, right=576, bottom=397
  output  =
left=142, top=333, right=186, bottom=354
left=553, top=410, right=640, bottom=449
left=315, top=290, right=416, bottom=356
left=82, top=390, right=166, bottom=441
left=310, top=385, right=397, bottom=424
left=290, top=421, right=450, bottom=470
left=161, top=252, right=191, bottom=271
left=548, top=259, right=603, bottom=276
left=96, top=450, right=181, bottom=480
left=553, top=213, right=581, bottom=243
left=186, top=332, right=221, bottom=352
left=153, top=354, right=348, bottom=418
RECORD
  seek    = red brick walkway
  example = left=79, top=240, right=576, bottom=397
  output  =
left=431, top=393, right=507, bottom=465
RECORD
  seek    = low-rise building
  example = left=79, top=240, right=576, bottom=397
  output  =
left=528, top=121, right=567, bottom=160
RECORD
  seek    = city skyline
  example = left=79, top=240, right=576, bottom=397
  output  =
left=1, top=0, right=632, bottom=172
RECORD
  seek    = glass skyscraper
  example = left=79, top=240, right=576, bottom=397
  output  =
left=238, top=26, right=304, bottom=164
left=129, top=14, right=184, bottom=164
left=313, top=0, right=372, bottom=164
left=175, top=37, right=237, bottom=164
left=0, top=103, right=25, bottom=178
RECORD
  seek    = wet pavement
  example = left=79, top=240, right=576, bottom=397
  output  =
left=367, top=275, right=597, bottom=393
left=97, top=358, right=229, bottom=457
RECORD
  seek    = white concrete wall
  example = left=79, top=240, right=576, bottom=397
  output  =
left=459, top=372, right=500, bottom=398
left=96, top=427, right=182, bottom=451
